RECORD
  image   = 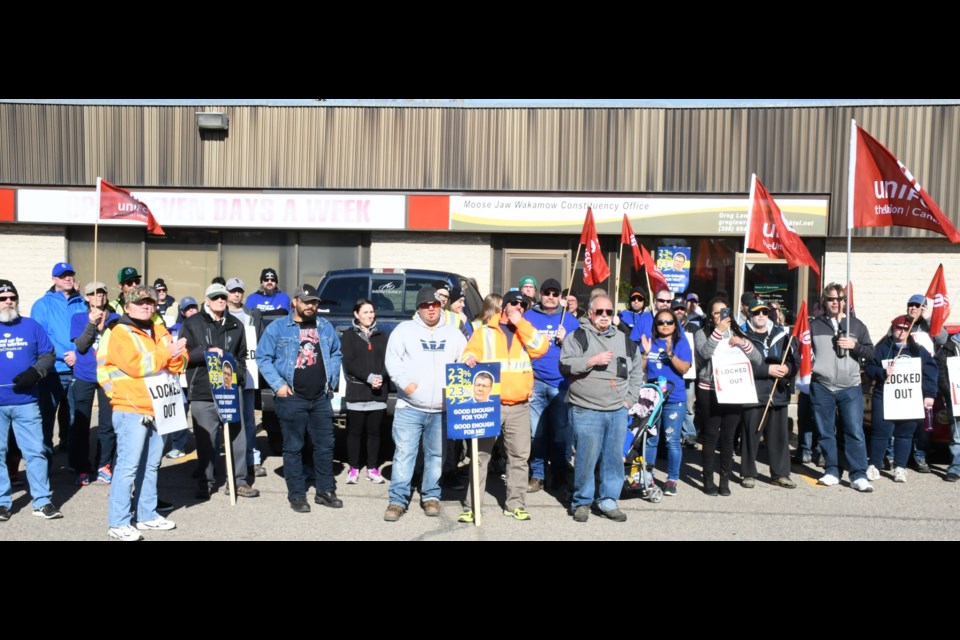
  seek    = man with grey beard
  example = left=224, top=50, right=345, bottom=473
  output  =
left=0, top=279, right=62, bottom=521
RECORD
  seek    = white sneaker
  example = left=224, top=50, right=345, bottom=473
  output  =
left=893, top=467, right=908, bottom=483
left=851, top=477, right=874, bottom=492
left=136, top=516, right=176, bottom=531
left=866, top=465, right=880, bottom=481
left=345, top=467, right=359, bottom=484
left=818, top=473, right=840, bottom=486
left=109, top=524, right=143, bottom=541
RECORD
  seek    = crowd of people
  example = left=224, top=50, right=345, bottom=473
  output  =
left=2, top=261, right=959, bottom=536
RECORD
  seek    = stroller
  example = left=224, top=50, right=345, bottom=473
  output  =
left=623, top=380, right=673, bottom=504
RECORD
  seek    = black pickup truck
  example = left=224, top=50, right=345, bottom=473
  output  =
left=259, top=268, right=483, bottom=454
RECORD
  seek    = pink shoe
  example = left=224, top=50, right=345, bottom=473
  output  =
left=346, top=467, right=360, bottom=484
left=367, top=468, right=385, bottom=484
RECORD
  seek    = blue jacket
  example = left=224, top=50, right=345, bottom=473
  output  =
left=246, top=290, right=291, bottom=313
left=0, top=316, right=55, bottom=405
left=525, top=304, right=580, bottom=388
left=256, top=313, right=341, bottom=395
left=30, top=287, right=88, bottom=374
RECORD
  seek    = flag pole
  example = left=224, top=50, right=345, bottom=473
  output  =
left=736, top=174, right=757, bottom=323
left=559, top=243, right=582, bottom=329
left=845, top=119, right=858, bottom=342
left=757, top=335, right=794, bottom=433
left=94, top=177, right=102, bottom=286
left=614, top=242, right=624, bottom=311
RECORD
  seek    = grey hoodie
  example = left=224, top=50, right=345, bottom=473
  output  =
left=560, top=322, right=643, bottom=411
left=385, top=312, right=466, bottom=413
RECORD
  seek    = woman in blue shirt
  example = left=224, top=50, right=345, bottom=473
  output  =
left=640, top=309, right=692, bottom=496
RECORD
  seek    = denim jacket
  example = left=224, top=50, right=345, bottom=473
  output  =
left=256, top=312, right=341, bottom=396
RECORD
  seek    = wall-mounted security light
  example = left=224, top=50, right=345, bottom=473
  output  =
left=195, top=112, right=229, bottom=131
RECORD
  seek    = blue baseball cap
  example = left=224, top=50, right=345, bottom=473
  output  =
left=52, top=262, right=75, bottom=277
left=180, top=296, right=198, bottom=311
left=908, top=294, right=926, bottom=306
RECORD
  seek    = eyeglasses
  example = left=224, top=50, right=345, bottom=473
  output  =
left=655, top=298, right=672, bottom=304
left=751, top=309, right=769, bottom=316
left=122, top=278, right=141, bottom=286
left=542, top=290, right=561, bottom=297
left=593, top=308, right=615, bottom=316
left=209, top=295, right=228, bottom=302
left=823, top=296, right=845, bottom=302
left=0, top=295, right=17, bottom=302
left=907, top=302, right=922, bottom=309
left=656, top=319, right=675, bottom=326
left=419, top=301, right=441, bottom=310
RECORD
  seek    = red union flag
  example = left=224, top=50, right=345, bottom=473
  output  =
left=99, top=178, right=165, bottom=236
left=791, top=301, right=812, bottom=387
left=620, top=214, right=643, bottom=270
left=924, top=264, right=950, bottom=336
left=640, top=243, right=670, bottom=293
left=747, top=176, right=820, bottom=276
left=579, top=207, right=609, bottom=286
left=849, top=123, right=960, bottom=242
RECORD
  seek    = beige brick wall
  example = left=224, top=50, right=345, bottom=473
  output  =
left=370, top=232, right=493, bottom=297
left=0, top=224, right=68, bottom=313
left=825, top=237, right=960, bottom=341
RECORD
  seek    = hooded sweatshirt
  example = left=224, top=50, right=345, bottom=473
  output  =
left=385, top=312, right=466, bottom=413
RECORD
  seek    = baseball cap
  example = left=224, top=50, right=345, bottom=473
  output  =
left=686, top=293, right=699, bottom=302
left=629, top=287, right=646, bottom=300
left=295, top=284, right=320, bottom=301
left=416, top=286, right=438, bottom=307
left=124, top=285, right=157, bottom=305
left=540, top=278, right=562, bottom=294
left=179, top=296, right=199, bottom=311
left=749, top=298, right=770, bottom=313
left=908, top=294, right=926, bottom=306
left=84, top=281, right=108, bottom=295
left=503, top=290, right=528, bottom=308
left=205, top=283, right=229, bottom=298
left=153, top=278, right=167, bottom=290
left=118, top=267, right=140, bottom=284
left=226, top=277, right=245, bottom=292
left=52, top=262, right=76, bottom=277
left=891, top=314, right=912, bottom=330
left=671, top=297, right=685, bottom=311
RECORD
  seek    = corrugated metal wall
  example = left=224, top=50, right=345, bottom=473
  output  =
left=2, top=102, right=958, bottom=238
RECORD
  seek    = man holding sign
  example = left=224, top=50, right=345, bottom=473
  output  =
left=865, top=315, right=937, bottom=484
left=97, top=285, right=188, bottom=541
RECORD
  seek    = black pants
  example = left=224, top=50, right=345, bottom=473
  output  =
left=698, top=387, right=740, bottom=481
left=346, top=409, right=384, bottom=470
left=741, top=404, right=791, bottom=480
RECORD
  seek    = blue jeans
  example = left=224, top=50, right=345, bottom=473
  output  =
left=108, top=411, right=164, bottom=528
left=682, top=382, right=697, bottom=442
left=913, top=423, right=929, bottom=463
left=0, top=402, right=53, bottom=509
left=388, top=406, right=443, bottom=508
left=570, top=405, right=627, bottom=512
left=275, top=394, right=335, bottom=499
left=241, top=387, right=260, bottom=466
left=948, top=418, right=960, bottom=476
left=810, top=381, right=868, bottom=481
left=869, top=393, right=919, bottom=469
left=38, top=371, right=72, bottom=460
left=529, top=378, right=570, bottom=481
left=796, top=391, right=820, bottom=458
left=645, top=401, right=685, bottom=482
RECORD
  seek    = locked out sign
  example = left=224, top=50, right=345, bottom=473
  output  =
left=882, top=357, right=923, bottom=421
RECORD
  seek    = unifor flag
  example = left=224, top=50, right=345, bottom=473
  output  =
left=579, top=207, right=610, bottom=286
left=849, top=123, right=960, bottom=242
left=747, top=175, right=821, bottom=276
left=99, top=178, right=165, bottom=236
left=791, top=301, right=812, bottom=388
left=620, top=214, right=643, bottom=284
left=925, top=264, right=950, bottom=336
left=640, top=243, right=670, bottom=293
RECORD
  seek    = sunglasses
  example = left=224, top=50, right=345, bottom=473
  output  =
left=122, top=279, right=141, bottom=286
left=0, top=295, right=18, bottom=302
left=155, top=287, right=167, bottom=292
left=894, top=325, right=911, bottom=331
left=823, top=296, right=845, bottom=302
left=751, top=309, right=769, bottom=316
left=630, top=296, right=645, bottom=302
left=419, top=301, right=441, bottom=310
left=209, top=295, right=228, bottom=301
left=655, top=298, right=673, bottom=304
left=542, top=290, right=561, bottom=297
left=506, top=300, right=528, bottom=309
left=262, top=277, right=277, bottom=282
left=593, top=308, right=615, bottom=316
left=907, top=302, right=922, bottom=308
left=656, top=319, right=675, bottom=326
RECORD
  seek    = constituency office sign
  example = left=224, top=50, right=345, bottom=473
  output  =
left=449, top=195, right=828, bottom=236
left=16, top=189, right=406, bottom=230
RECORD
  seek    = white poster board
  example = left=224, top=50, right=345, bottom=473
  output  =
left=881, top=357, right=924, bottom=421
left=946, top=356, right=960, bottom=417
left=144, top=370, right=189, bottom=435
left=244, top=325, right=259, bottom=389
left=712, top=340, right=758, bottom=404
left=683, top=331, right=697, bottom=381
left=912, top=330, right=935, bottom=355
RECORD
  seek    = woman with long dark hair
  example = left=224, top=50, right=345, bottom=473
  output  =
left=640, top=309, right=692, bottom=496
left=694, top=296, right=761, bottom=496
left=340, top=298, right=389, bottom=484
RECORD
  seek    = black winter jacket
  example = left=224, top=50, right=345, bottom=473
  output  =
left=180, top=307, right=247, bottom=402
